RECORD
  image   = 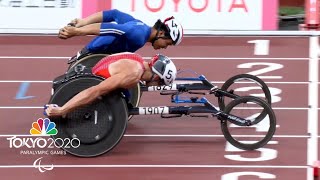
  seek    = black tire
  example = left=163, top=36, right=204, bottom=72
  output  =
left=66, top=54, right=142, bottom=120
left=49, top=76, right=128, bottom=157
left=218, top=74, right=271, bottom=123
left=220, top=96, right=276, bottom=150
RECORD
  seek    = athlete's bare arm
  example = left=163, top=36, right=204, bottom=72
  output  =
left=45, top=60, right=142, bottom=117
left=58, top=23, right=101, bottom=39
left=60, top=73, right=137, bottom=114
left=71, top=12, right=103, bottom=28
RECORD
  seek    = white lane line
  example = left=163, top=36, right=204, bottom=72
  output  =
left=0, top=56, right=69, bottom=59
left=0, top=31, right=319, bottom=36
left=0, top=134, right=313, bottom=138
left=307, top=36, right=319, bottom=180
left=0, top=107, right=44, bottom=109
left=0, top=165, right=308, bottom=168
left=124, top=134, right=312, bottom=138
left=0, top=32, right=318, bottom=36
left=0, top=81, right=52, bottom=83
left=0, top=56, right=309, bottom=61
left=0, top=106, right=311, bottom=110
left=0, top=80, right=310, bottom=84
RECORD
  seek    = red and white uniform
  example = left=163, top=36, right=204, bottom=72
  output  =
left=92, top=53, right=145, bottom=78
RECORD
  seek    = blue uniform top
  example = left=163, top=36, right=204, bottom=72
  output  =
left=85, top=9, right=152, bottom=54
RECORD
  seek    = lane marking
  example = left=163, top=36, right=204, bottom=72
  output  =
left=248, top=40, right=270, bottom=56
left=0, top=56, right=309, bottom=61
left=307, top=36, right=319, bottom=180
left=0, top=56, right=69, bottom=59
left=0, top=32, right=319, bottom=36
left=0, top=106, right=311, bottom=110
left=1, top=31, right=320, bottom=36
left=124, top=135, right=312, bottom=138
left=0, top=81, right=51, bottom=83
left=0, top=106, right=44, bottom=109
left=15, top=82, right=34, bottom=100
left=0, top=165, right=308, bottom=169
left=0, top=80, right=310, bottom=84
left=0, top=134, right=313, bottom=138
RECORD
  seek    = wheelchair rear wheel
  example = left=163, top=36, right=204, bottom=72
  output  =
left=49, top=76, right=128, bottom=157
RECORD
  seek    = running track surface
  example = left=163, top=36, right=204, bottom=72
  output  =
left=0, top=35, right=318, bottom=180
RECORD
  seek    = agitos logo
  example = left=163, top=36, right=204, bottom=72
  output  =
left=30, top=118, right=58, bottom=135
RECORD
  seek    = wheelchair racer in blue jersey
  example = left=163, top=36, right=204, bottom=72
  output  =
left=58, top=9, right=183, bottom=61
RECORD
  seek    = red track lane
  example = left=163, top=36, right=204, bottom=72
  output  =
left=0, top=83, right=308, bottom=107
left=0, top=36, right=316, bottom=180
left=0, top=58, right=309, bottom=81
left=0, top=36, right=309, bottom=58
left=0, top=134, right=306, bottom=165
left=0, top=168, right=306, bottom=180
left=0, top=109, right=308, bottom=135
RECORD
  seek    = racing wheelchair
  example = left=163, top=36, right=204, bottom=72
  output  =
left=47, top=54, right=275, bottom=157
left=65, top=54, right=271, bottom=117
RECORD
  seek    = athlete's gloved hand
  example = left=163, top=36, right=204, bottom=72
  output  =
left=69, top=18, right=85, bottom=28
left=58, top=26, right=78, bottom=39
left=44, top=104, right=66, bottom=117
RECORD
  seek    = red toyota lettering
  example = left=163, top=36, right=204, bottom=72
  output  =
left=145, top=0, right=164, bottom=12
left=172, top=0, right=181, bottom=12
left=229, top=0, right=248, bottom=12
left=131, top=0, right=136, bottom=11
left=189, top=0, right=208, bottom=13
left=217, top=0, right=222, bottom=12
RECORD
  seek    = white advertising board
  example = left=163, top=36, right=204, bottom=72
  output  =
left=111, top=0, right=267, bottom=30
left=0, top=0, right=82, bottom=33
left=0, top=0, right=278, bottom=33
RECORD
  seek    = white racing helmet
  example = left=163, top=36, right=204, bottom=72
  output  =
left=150, top=54, right=177, bottom=85
left=163, top=17, right=183, bottom=46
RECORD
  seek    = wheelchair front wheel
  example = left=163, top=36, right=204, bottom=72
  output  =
left=218, top=74, right=272, bottom=124
left=220, top=96, right=276, bottom=150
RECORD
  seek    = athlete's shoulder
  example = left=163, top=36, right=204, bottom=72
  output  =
left=103, top=9, right=138, bottom=24
left=125, top=19, right=149, bottom=27
left=126, top=21, right=151, bottom=44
